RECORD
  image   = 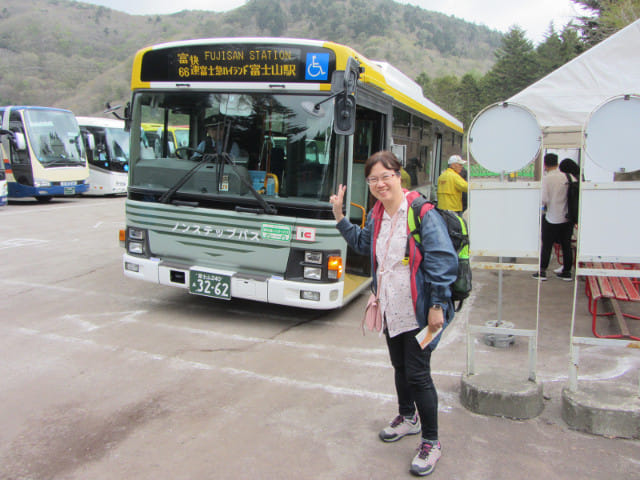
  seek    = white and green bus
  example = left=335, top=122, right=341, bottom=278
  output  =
left=121, top=38, right=463, bottom=309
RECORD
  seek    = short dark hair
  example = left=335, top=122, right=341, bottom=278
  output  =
left=364, top=150, right=402, bottom=178
left=544, top=153, right=558, bottom=167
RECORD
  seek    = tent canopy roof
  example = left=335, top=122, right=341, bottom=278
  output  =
left=508, top=20, right=640, bottom=129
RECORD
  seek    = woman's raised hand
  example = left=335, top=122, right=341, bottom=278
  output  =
left=329, top=184, right=347, bottom=222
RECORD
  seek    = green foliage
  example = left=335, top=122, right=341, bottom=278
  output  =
left=416, top=22, right=593, bottom=131
left=571, top=0, right=640, bottom=46
left=482, top=27, right=539, bottom=103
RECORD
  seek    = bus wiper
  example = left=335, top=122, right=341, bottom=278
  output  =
left=218, top=153, right=277, bottom=215
left=44, top=158, right=73, bottom=166
left=159, top=155, right=213, bottom=204
left=159, top=153, right=277, bottom=214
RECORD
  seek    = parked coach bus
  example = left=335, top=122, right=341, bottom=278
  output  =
left=0, top=106, right=89, bottom=202
left=0, top=143, right=7, bottom=206
left=77, top=116, right=129, bottom=195
left=121, top=38, right=463, bottom=309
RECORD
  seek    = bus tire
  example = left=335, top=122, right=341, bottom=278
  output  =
left=36, top=196, right=52, bottom=203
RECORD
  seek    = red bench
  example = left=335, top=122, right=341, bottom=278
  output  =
left=585, top=262, right=640, bottom=340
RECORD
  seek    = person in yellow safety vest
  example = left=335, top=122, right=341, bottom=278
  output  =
left=437, top=155, right=468, bottom=214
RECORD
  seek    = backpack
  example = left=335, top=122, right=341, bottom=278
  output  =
left=565, top=172, right=579, bottom=224
left=406, top=194, right=471, bottom=312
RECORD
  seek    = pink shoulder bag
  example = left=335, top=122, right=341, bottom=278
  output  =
left=362, top=293, right=382, bottom=333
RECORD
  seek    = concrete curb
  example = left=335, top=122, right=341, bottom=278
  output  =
left=460, top=373, right=544, bottom=420
left=561, top=384, right=640, bottom=439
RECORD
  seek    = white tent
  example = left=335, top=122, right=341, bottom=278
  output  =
left=508, top=19, right=640, bottom=180
left=509, top=19, right=640, bottom=130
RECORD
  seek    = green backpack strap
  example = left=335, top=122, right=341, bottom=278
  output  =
left=404, top=195, right=432, bottom=263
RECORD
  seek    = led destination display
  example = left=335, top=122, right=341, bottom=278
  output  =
left=140, top=44, right=336, bottom=83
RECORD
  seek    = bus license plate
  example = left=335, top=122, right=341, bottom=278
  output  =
left=63, top=187, right=76, bottom=195
left=189, top=270, right=231, bottom=300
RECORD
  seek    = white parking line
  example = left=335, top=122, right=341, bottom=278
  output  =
left=0, top=238, right=50, bottom=250
left=1, top=200, right=118, bottom=216
left=8, top=325, right=396, bottom=403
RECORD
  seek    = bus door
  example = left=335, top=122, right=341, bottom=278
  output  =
left=7, top=112, right=33, bottom=190
left=0, top=143, right=7, bottom=206
left=346, top=106, right=385, bottom=278
left=430, top=133, right=444, bottom=188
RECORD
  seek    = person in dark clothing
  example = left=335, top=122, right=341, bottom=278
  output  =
left=533, top=153, right=576, bottom=281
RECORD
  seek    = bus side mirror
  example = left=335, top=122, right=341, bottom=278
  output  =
left=333, top=57, right=361, bottom=136
left=334, top=95, right=356, bottom=136
left=13, top=132, right=26, bottom=151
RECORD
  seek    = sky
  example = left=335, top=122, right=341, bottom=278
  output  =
left=81, top=0, right=585, bottom=44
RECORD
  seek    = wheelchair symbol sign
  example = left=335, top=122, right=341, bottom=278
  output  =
left=305, top=53, right=329, bottom=81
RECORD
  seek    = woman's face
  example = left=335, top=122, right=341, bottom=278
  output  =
left=367, top=162, right=402, bottom=204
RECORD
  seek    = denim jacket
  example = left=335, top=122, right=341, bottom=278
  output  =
left=336, top=191, right=458, bottom=349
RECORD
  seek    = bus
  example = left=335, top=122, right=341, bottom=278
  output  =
left=121, top=38, right=463, bottom=309
left=0, top=143, right=7, bottom=206
left=141, top=122, right=189, bottom=158
left=0, top=106, right=89, bottom=202
left=77, top=116, right=129, bottom=195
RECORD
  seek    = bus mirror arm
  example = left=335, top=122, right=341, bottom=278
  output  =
left=104, top=102, right=132, bottom=132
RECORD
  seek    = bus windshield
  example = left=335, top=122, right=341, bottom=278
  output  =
left=83, top=125, right=130, bottom=173
left=106, top=127, right=130, bottom=171
left=129, top=91, right=337, bottom=209
left=24, top=109, right=86, bottom=167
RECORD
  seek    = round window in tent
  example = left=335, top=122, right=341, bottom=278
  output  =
left=584, top=94, right=640, bottom=174
left=468, top=102, right=542, bottom=174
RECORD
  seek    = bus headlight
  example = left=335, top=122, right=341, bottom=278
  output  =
left=34, top=178, right=51, bottom=187
left=304, top=251, right=323, bottom=264
left=126, top=227, right=149, bottom=256
left=129, top=228, right=146, bottom=240
left=303, top=266, right=322, bottom=280
left=128, top=242, right=144, bottom=255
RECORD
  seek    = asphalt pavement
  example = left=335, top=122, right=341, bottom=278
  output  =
left=0, top=196, right=638, bottom=479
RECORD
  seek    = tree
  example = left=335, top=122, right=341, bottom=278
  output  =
left=571, top=0, right=640, bottom=46
left=457, top=73, right=482, bottom=128
left=536, top=24, right=566, bottom=74
left=600, top=0, right=640, bottom=30
left=481, top=27, right=539, bottom=104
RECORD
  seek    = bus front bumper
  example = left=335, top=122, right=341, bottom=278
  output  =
left=122, top=253, right=344, bottom=310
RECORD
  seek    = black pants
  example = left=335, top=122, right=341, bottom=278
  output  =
left=385, top=328, right=438, bottom=440
left=540, top=217, right=573, bottom=273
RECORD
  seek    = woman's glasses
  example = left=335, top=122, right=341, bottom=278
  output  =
left=366, top=172, right=399, bottom=185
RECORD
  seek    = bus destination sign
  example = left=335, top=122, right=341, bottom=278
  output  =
left=140, top=44, right=336, bottom=84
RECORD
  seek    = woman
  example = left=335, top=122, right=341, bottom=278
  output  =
left=330, top=151, right=458, bottom=477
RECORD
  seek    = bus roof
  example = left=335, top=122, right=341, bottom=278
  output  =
left=76, top=116, right=125, bottom=129
left=131, top=37, right=463, bottom=133
left=0, top=105, right=75, bottom=114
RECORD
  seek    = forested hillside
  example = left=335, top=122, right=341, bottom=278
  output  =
left=0, top=0, right=502, bottom=116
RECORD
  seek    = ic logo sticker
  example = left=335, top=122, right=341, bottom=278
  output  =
left=296, top=226, right=316, bottom=242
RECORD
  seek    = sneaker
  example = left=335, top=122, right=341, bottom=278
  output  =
left=410, top=440, right=442, bottom=476
left=531, top=271, right=547, bottom=281
left=379, top=414, right=420, bottom=442
left=556, top=271, right=572, bottom=281
left=553, top=265, right=563, bottom=274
